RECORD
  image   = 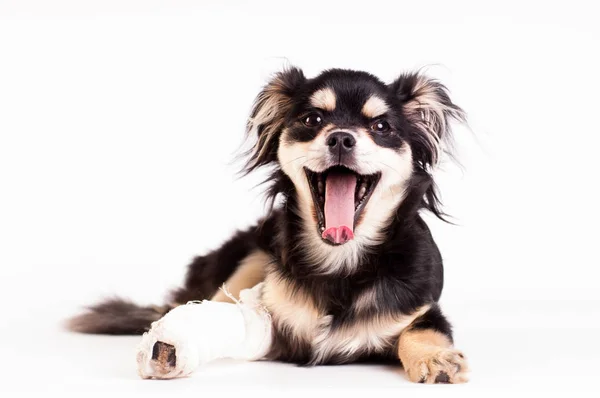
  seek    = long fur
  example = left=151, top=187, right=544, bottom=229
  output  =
left=68, top=67, right=467, bottom=374
left=66, top=299, right=166, bottom=335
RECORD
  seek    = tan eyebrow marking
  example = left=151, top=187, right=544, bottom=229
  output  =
left=309, top=87, right=336, bottom=111
left=362, top=95, right=389, bottom=118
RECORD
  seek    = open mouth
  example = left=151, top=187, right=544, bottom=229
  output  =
left=304, top=166, right=381, bottom=245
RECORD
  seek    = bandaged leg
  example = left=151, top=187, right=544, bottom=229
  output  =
left=136, top=283, right=272, bottom=379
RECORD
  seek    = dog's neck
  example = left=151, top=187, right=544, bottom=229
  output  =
left=268, top=166, right=440, bottom=279
left=274, top=181, right=406, bottom=277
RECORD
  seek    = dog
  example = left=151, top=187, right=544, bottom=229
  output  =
left=68, top=67, right=469, bottom=384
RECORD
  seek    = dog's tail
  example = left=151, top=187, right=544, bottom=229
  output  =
left=65, top=298, right=172, bottom=335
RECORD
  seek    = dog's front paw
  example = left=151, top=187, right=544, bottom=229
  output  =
left=137, top=335, right=200, bottom=379
left=137, top=331, right=200, bottom=379
left=136, top=307, right=202, bottom=379
left=139, top=341, right=178, bottom=378
left=135, top=297, right=263, bottom=379
left=405, top=348, right=469, bottom=384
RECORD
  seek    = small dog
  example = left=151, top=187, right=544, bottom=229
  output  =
left=69, top=67, right=469, bottom=384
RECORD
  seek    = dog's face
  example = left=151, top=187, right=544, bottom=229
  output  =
left=245, top=68, right=463, bottom=272
left=278, top=71, right=414, bottom=247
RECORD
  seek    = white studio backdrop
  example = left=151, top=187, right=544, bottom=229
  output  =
left=0, top=1, right=599, bottom=396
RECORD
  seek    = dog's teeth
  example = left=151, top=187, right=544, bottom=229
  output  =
left=358, top=184, right=367, bottom=200
left=320, top=226, right=325, bottom=231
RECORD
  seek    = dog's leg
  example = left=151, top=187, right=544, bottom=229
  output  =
left=397, top=304, right=469, bottom=384
left=136, top=284, right=272, bottom=379
left=210, top=250, right=268, bottom=303
left=168, top=214, right=278, bottom=306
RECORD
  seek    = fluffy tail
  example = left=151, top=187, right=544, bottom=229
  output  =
left=66, top=298, right=171, bottom=335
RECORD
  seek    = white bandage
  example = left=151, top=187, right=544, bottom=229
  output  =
left=137, top=283, right=272, bottom=379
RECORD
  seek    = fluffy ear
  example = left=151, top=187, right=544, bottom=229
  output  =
left=244, top=67, right=306, bottom=172
left=389, top=73, right=465, bottom=166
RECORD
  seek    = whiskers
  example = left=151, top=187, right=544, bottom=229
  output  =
left=280, top=155, right=307, bottom=169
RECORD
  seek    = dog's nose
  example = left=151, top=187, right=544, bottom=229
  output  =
left=327, top=132, right=356, bottom=154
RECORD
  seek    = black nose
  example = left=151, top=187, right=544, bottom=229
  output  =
left=327, top=132, right=356, bottom=154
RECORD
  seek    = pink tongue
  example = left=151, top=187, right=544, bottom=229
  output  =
left=322, top=171, right=357, bottom=244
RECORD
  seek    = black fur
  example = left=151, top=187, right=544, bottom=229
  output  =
left=68, top=217, right=278, bottom=335
left=66, top=298, right=166, bottom=335
left=68, top=67, right=465, bottom=370
left=260, top=177, right=447, bottom=364
left=409, top=303, right=454, bottom=342
left=169, top=224, right=268, bottom=304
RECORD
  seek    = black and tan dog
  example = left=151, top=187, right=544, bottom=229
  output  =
left=69, top=67, right=469, bottom=384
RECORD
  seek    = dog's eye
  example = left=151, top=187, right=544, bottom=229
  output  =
left=370, top=120, right=391, bottom=133
left=302, top=113, right=323, bottom=128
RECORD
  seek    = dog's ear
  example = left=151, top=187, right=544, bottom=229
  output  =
left=389, top=73, right=465, bottom=166
left=244, top=67, right=306, bottom=172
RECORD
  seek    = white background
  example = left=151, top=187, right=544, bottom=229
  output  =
left=1, top=1, right=599, bottom=396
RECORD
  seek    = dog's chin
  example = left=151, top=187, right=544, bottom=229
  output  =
left=304, top=166, right=381, bottom=246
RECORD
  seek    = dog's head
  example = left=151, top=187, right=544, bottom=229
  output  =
left=244, top=68, right=464, bottom=270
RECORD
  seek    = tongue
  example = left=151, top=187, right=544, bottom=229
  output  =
left=322, top=171, right=357, bottom=244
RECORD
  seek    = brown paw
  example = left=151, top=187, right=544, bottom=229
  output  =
left=151, top=341, right=177, bottom=373
left=406, top=348, right=469, bottom=384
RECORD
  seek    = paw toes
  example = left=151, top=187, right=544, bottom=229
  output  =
left=151, top=341, right=177, bottom=371
left=408, top=349, right=469, bottom=384
left=152, top=341, right=177, bottom=368
left=434, top=371, right=450, bottom=384
left=136, top=314, right=201, bottom=380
